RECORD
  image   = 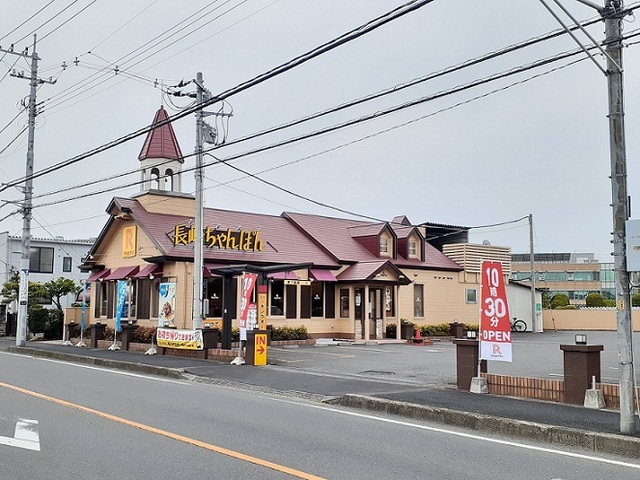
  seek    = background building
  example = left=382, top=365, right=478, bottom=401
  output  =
left=0, top=232, right=93, bottom=335
left=510, top=252, right=616, bottom=305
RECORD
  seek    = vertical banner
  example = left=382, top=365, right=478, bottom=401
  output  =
left=115, top=280, right=128, bottom=333
left=81, top=281, right=87, bottom=332
left=158, top=282, right=177, bottom=327
left=480, top=261, right=512, bottom=362
left=240, top=273, right=258, bottom=322
left=239, top=273, right=258, bottom=342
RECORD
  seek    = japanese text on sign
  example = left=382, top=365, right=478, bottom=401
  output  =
left=480, top=261, right=512, bottom=362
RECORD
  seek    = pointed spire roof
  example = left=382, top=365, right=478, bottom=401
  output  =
left=138, top=106, right=184, bottom=163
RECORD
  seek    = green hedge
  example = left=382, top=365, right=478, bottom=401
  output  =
left=67, top=324, right=309, bottom=343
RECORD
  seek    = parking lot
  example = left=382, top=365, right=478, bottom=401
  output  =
left=267, top=330, right=640, bottom=386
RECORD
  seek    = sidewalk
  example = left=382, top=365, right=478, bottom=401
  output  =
left=2, top=336, right=639, bottom=457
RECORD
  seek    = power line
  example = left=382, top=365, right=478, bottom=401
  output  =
left=0, top=0, right=437, bottom=194
left=0, top=0, right=57, bottom=43
left=13, top=1, right=83, bottom=45
left=25, top=30, right=616, bottom=207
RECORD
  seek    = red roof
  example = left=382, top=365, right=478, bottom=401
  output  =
left=138, top=106, right=184, bottom=162
left=284, top=212, right=462, bottom=271
left=100, top=197, right=462, bottom=275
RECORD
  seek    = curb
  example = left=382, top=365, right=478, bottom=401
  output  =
left=6, top=346, right=186, bottom=380
left=328, top=394, right=640, bottom=458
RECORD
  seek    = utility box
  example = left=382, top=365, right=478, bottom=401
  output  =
left=560, top=344, right=603, bottom=404
left=245, top=329, right=269, bottom=366
left=453, top=339, right=487, bottom=390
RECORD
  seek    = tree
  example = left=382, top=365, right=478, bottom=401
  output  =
left=0, top=269, right=47, bottom=307
left=40, top=277, right=78, bottom=311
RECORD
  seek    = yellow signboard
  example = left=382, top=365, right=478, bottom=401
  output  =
left=258, top=286, right=267, bottom=330
left=122, top=225, right=137, bottom=258
left=254, top=333, right=267, bottom=366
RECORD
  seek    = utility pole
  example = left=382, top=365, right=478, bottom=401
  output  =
left=529, top=214, right=540, bottom=332
left=602, top=0, right=636, bottom=435
left=192, top=72, right=205, bottom=330
left=2, top=35, right=55, bottom=347
left=541, top=0, right=635, bottom=433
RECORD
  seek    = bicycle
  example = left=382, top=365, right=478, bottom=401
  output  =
left=510, top=317, right=527, bottom=332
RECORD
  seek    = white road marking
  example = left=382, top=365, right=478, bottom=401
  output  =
left=269, top=397, right=640, bottom=470
left=0, top=351, right=189, bottom=385
left=0, top=419, right=40, bottom=451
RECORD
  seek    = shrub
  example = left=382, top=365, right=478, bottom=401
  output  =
left=550, top=293, right=570, bottom=309
left=386, top=323, right=397, bottom=338
left=132, top=326, right=157, bottom=343
left=633, top=293, right=640, bottom=307
left=270, top=325, right=308, bottom=341
left=28, top=308, right=64, bottom=340
left=585, top=293, right=606, bottom=307
left=420, top=323, right=453, bottom=336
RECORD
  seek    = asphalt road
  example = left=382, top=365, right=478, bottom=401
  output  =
left=2, top=351, right=640, bottom=480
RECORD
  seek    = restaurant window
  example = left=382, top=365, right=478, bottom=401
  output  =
left=62, top=256, right=72, bottom=272
left=120, top=281, right=136, bottom=319
left=205, top=277, right=223, bottom=317
left=270, top=280, right=284, bottom=316
left=29, top=247, right=54, bottom=273
left=311, top=281, right=324, bottom=317
left=379, top=237, right=388, bottom=254
left=384, top=286, right=395, bottom=317
left=340, top=289, right=350, bottom=318
left=414, top=284, right=424, bottom=318
left=136, top=279, right=152, bottom=320
left=466, top=288, right=477, bottom=303
left=99, top=282, right=111, bottom=317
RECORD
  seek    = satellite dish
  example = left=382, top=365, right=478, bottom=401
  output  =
left=482, top=240, right=491, bottom=245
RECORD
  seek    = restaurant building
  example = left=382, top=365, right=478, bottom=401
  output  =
left=81, top=106, right=509, bottom=341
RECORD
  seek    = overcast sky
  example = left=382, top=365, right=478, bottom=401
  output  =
left=1, top=0, right=639, bottom=262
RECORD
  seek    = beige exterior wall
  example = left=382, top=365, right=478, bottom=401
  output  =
left=543, top=309, right=640, bottom=331
left=135, top=192, right=195, bottom=216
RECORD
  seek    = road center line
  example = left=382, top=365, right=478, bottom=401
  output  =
left=0, top=380, right=325, bottom=480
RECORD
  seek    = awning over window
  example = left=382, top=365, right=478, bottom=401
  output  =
left=309, top=268, right=337, bottom=282
left=268, top=271, right=298, bottom=280
left=134, top=264, right=163, bottom=279
left=103, top=265, right=139, bottom=281
left=86, top=269, right=110, bottom=282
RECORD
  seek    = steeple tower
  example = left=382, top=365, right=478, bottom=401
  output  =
left=138, top=106, right=184, bottom=193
